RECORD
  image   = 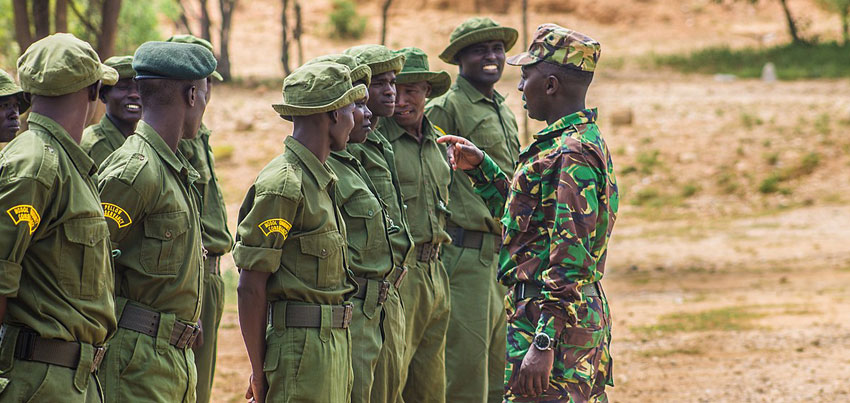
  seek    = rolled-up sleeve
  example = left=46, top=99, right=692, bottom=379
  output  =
left=233, top=185, right=300, bottom=273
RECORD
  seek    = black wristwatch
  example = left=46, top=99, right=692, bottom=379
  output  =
left=532, top=332, right=555, bottom=351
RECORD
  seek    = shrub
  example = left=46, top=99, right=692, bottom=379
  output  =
left=328, top=0, right=367, bottom=40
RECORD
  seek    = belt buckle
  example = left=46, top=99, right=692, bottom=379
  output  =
left=91, top=346, right=107, bottom=372
left=393, top=266, right=408, bottom=289
left=377, top=281, right=390, bottom=304
left=341, top=304, right=353, bottom=329
left=176, top=324, right=199, bottom=348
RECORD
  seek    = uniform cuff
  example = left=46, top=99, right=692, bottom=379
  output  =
left=232, top=243, right=281, bottom=273
left=465, top=153, right=499, bottom=186
left=0, top=259, right=23, bottom=297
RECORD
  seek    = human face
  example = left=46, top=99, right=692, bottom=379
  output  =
left=330, top=103, right=356, bottom=151
left=183, top=79, right=209, bottom=140
left=458, top=40, right=506, bottom=86
left=0, top=95, right=20, bottom=142
left=348, top=93, right=373, bottom=144
left=368, top=71, right=397, bottom=117
left=393, top=81, right=430, bottom=131
left=102, top=78, right=142, bottom=125
left=518, top=64, right=547, bottom=121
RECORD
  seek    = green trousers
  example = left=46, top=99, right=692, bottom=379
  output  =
left=100, top=323, right=197, bottom=402
left=193, top=271, right=224, bottom=403
left=263, top=303, right=352, bottom=402
left=362, top=284, right=405, bottom=403
left=399, top=258, right=450, bottom=403
left=441, top=241, right=507, bottom=403
left=0, top=326, right=102, bottom=402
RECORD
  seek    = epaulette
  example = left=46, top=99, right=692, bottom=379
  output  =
left=117, top=152, right=150, bottom=185
left=0, top=132, right=58, bottom=188
left=432, top=124, right=448, bottom=137
left=256, top=161, right=302, bottom=201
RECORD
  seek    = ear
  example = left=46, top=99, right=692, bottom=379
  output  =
left=186, top=84, right=197, bottom=107
left=88, top=82, right=100, bottom=102
left=328, top=109, right=340, bottom=124
left=545, top=74, right=559, bottom=96
left=424, top=82, right=432, bottom=98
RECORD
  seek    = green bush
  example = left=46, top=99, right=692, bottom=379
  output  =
left=328, top=0, right=367, bottom=40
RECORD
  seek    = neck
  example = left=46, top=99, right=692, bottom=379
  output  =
left=141, top=107, right=185, bottom=152
left=292, top=119, right=331, bottom=163
left=369, top=115, right=382, bottom=131
left=546, top=99, right=586, bottom=126
left=30, top=96, right=90, bottom=144
left=399, top=116, right=424, bottom=142
left=106, top=113, right=138, bottom=138
left=461, top=74, right=495, bottom=99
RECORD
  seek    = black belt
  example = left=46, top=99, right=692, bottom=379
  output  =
left=415, top=242, right=440, bottom=262
left=118, top=304, right=200, bottom=349
left=513, top=282, right=600, bottom=301
left=385, top=265, right=408, bottom=289
left=446, top=225, right=501, bottom=250
left=205, top=255, right=221, bottom=275
left=268, top=301, right=353, bottom=329
left=4, top=326, right=105, bottom=373
left=352, top=277, right=390, bottom=304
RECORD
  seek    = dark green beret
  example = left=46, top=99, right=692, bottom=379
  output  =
left=132, top=41, right=217, bottom=81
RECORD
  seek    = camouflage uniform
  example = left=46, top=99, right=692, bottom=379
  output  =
left=466, top=25, right=618, bottom=402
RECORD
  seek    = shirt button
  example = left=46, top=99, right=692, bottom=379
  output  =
left=368, top=209, right=374, bottom=217
left=165, top=230, right=172, bottom=238
left=321, top=248, right=328, bottom=257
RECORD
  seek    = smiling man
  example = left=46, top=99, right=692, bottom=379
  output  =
left=80, top=56, right=141, bottom=166
left=0, top=69, right=28, bottom=143
left=426, top=17, right=520, bottom=403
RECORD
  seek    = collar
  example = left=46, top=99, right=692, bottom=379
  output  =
left=27, top=112, right=97, bottom=176
left=533, top=108, right=598, bottom=140
left=284, top=136, right=336, bottom=190
left=456, top=75, right=506, bottom=105
left=135, top=120, right=191, bottom=177
left=101, top=114, right=128, bottom=148
left=380, top=115, right=439, bottom=143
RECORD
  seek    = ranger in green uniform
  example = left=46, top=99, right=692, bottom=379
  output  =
left=0, top=33, right=118, bottom=402
left=167, top=34, right=233, bottom=403
left=343, top=44, right=411, bottom=403
left=97, top=41, right=216, bottom=403
left=383, top=47, right=453, bottom=403
left=0, top=69, right=28, bottom=143
left=80, top=56, right=141, bottom=166
left=426, top=17, right=520, bottom=403
left=235, top=62, right=362, bottom=403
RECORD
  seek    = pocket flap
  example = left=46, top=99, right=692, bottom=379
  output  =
left=343, top=196, right=381, bottom=219
left=143, top=211, right=190, bottom=241
left=560, top=326, right=603, bottom=349
left=299, top=231, right=345, bottom=258
left=64, top=217, right=110, bottom=246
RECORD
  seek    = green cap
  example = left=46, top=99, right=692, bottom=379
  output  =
left=439, top=17, right=518, bottom=65
left=104, top=55, right=136, bottom=80
left=16, top=33, right=119, bottom=96
left=0, top=69, right=29, bottom=111
left=165, top=34, right=223, bottom=81
left=394, top=47, right=451, bottom=98
left=305, top=54, right=371, bottom=87
left=507, top=24, right=600, bottom=72
left=133, top=41, right=218, bottom=81
left=272, top=62, right=367, bottom=118
left=344, top=44, right=405, bottom=76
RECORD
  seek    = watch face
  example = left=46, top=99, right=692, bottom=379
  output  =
left=534, top=334, right=551, bottom=350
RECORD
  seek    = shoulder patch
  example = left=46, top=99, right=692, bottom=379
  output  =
left=258, top=218, right=292, bottom=239
left=6, top=205, right=41, bottom=234
left=102, top=203, right=132, bottom=228
left=432, top=125, right=448, bottom=137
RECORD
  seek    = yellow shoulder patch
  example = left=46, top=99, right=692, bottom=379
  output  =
left=6, top=205, right=41, bottom=234
left=433, top=125, right=448, bottom=136
left=259, top=218, right=292, bottom=239
left=102, top=203, right=132, bottom=228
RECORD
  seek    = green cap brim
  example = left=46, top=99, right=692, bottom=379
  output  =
left=101, top=64, right=119, bottom=86
left=439, top=26, right=519, bottom=65
left=350, top=65, right=371, bottom=87
left=368, top=53, right=406, bottom=76
left=0, top=89, right=30, bottom=112
left=272, top=84, right=367, bottom=118
left=210, top=71, right=223, bottom=81
left=396, top=71, right=451, bottom=98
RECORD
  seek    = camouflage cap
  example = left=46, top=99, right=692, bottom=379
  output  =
left=439, top=17, right=518, bottom=65
left=166, top=34, right=223, bottom=81
left=506, top=24, right=601, bottom=72
left=344, top=44, right=405, bottom=76
left=133, top=41, right=218, bottom=81
left=104, top=55, right=136, bottom=80
left=272, top=62, right=367, bottom=118
left=17, top=33, right=119, bottom=96
left=0, top=69, right=29, bottom=111
left=305, top=54, right=372, bottom=87
left=394, top=47, right=451, bottom=98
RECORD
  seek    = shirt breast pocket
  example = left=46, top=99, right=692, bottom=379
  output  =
left=61, top=217, right=111, bottom=300
left=342, top=196, right=383, bottom=252
left=468, top=117, right=502, bottom=150
left=141, top=211, right=191, bottom=276
left=297, top=231, right=346, bottom=289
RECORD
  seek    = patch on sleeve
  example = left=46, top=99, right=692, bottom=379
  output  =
left=6, top=205, right=41, bottom=234
left=102, top=203, right=132, bottom=228
left=433, top=125, right=448, bottom=136
left=258, top=218, right=292, bottom=239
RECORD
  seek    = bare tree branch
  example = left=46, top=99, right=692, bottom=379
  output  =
left=67, top=0, right=99, bottom=35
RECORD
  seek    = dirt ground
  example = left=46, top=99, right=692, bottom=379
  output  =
left=186, top=0, right=850, bottom=401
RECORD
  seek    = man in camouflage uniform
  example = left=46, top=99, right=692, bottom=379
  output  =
left=235, top=62, right=361, bottom=403
left=439, top=24, right=618, bottom=402
left=426, top=17, right=520, bottom=403
left=343, top=44, right=411, bottom=403
left=166, top=34, right=233, bottom=403
left=0, top=69, right=28, bottom=143
left=97, top=41, right=216, bottom=402
left=0, top=33, right=118, bottom=402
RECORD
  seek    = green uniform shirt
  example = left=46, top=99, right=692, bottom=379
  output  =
left=0, top=113, right=117, bottom=344
left=426, top=75, right=520, bottom=235
left=178, top=124, right=233, bottom=256
left=326, top=149, right=393, bottom=279
left=347, top=125, right=414, bottom=267
left=80, top=114, right=126, bottom=167
left=97, top=121, right=204, bottom=324
left=380, top=117, right=452, bottom=246
left=233, top=136, right=354, bottom=304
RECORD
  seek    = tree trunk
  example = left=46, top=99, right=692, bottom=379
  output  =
left=176, top=0, right=195, bottom=35
left=294, top=1, right=303, bottom=65
left=842, top=5, right=849, bottom=45
left=56, top=0, right=68, bottom=32
left=380, top=0, right=392, bottom=45
left=778, top=0, right=801, bottom=44
left=200, top=0, right=212, bottom=42
left=281, top=0, right=291, bottom=75
left=98, top=0, right=123, bottom=60
left=33, top=0, right=50, bottom=39
left=521, top=0, right=529, bottom=145
left=12, top=0, right=33, bottom=52
left=218, top=0, right=236, bottom=81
